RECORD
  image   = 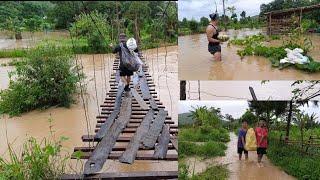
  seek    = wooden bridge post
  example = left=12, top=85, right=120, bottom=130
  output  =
left=180, top=81, right=186, bottom=100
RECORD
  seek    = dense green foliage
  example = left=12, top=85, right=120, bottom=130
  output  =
left=70, top=11, right=111, bottom=53
left=0, top=1, right=177, bottom=56
left=179, top=13, right=263, bottom=36
left=189, top=106, right=224, bottom=128
left=179, top=106, right=230, bottom=178
left=268, top=128, right=320, bottom=180
left=0, top=136, right=68, bottom=179
left=260, top=0, right=320, bottom=23
left=179, top=126, right=229, bottom=143
left=0, top=43, right=83, bottom=116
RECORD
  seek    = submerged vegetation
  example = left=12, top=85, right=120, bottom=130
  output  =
left=229, top=30, right=320, bottom=72
left=0, top=136, right=69, bottom=179
left=179, top=106, right=230, bottom=179
left=0, top=43, right=83, bottom=116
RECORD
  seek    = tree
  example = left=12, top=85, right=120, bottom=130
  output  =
left=239, top=109, right=258, bottom=125
left=200, top=17, right=209, bottom=27
left=181, top=18, right=188, bottom=28
left=188, top=19, right=199, bottom=33
left=190, top=106, right=221, bottom=128
left=240, top=11, right=246, bottom=22
left=125, top=1, right=150, bottom=44
left=248, top=101, right=288, bottom=127
left=231, top=13, right=238, bottom=23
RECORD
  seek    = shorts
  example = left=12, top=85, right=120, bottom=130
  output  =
left=208, top=44, right=221, bottom=54
left=119, top=66, right=133, bottom=77
left=257, top=147, right=267, bottom=155
left=238, top=147, right=248, bottom=154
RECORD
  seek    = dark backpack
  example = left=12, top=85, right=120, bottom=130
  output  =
left=120, top=43, right=139, bottom=71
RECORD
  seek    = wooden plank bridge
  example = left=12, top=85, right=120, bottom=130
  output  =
left=61, top=52, right=178, bottom=179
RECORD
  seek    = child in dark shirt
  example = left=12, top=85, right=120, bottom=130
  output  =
left=238, top=119, right=248, bottom=160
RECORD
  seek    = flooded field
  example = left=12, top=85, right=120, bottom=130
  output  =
left=0, top=46, right=178, bottom=173
left=0, top=31, right=69, bottom=50
left=179, top=29, right=320, bottom=80
left=184, top=133, right=295, bottom=180
left=184, top=80, right=320, bottom=101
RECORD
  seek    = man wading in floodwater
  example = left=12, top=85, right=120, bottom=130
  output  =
left=111, top=33, right=139, bottom=92
left=206, top=13, right=221, bottom=61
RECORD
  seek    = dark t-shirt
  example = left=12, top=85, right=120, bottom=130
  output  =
left=112, top=42, right=139, bottom=69
left=238, top=128, right=247, bottom=148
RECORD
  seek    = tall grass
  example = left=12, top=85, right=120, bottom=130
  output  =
left=179, top=162, right=229, bottom=180
left=179, top=141, right=227, bottom=159
left=0, top=136, right=69, bottom=179
left=179, top=126, right=230, bottom=142
left=268, top=139, right=320, bottom=180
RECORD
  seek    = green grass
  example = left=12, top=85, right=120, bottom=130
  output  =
left=179, top=162, right=229, bottom=180
left=268, top=139, right=320, bottom=180
left=0, top=49, right=28, bottom=58
left=179, top=126, right=230, bottom=142
left=179, top=141, right=227, bottom=159
left=0, top=136, right=68, bottom=180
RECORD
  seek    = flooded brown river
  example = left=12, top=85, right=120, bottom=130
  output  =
left=0, top=46, right=178, bottom=173
left=185, top=133, right=295, bottom=180
left=179, top=29, right=320, bottom=80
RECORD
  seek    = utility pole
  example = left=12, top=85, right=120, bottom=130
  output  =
left=285, top=101, right=293, bottom=141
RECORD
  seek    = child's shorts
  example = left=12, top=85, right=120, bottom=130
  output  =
left=257, top=147, right=267, bottom=155
left=238, top=147, right=248, bottom=154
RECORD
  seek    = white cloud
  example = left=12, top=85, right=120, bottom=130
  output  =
left=179, top=0, right=274, bottom=21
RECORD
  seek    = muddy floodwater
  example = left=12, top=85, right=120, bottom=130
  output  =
left=0, top=31, right=69, bottom=50
left=185, top=133, right=295, bottom=180
left=185, top=80, right=320, bottom=101
left=0, top=46, right=178, bottom=173
left=179, top=29, right=320, bottom=80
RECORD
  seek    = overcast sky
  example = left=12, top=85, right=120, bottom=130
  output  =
left=178, top=0, right=274, bottom=21
left=179, top=101, right=320, bottom=121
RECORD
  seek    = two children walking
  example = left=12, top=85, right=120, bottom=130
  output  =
left=237, top=119, right=268, bottom=167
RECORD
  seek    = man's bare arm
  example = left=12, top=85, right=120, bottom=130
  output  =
left=206, top=26, right=220, bottom=43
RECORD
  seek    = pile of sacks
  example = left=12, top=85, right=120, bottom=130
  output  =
left=280, top=48, right=309, bottom=64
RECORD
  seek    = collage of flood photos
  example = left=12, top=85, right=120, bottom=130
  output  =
left=0, top=0, right=319, bottom=179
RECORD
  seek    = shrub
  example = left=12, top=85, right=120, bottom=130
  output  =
left=0, top=136, right=68, bottom=179
left=179, top=127, right=230, bottom=142
left=0, top=42, right=83, bottom=116
left=268, top=139, right=320, bottom=180
left=70, top=11, right=111, bottom=53
left=179, top=141, right=227, bottom=159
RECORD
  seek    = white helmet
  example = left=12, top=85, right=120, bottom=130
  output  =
left=126, top=38, right=137, bottom=51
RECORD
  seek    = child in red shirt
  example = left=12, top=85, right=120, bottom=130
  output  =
left=255, top=119, right=268, bottom=167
